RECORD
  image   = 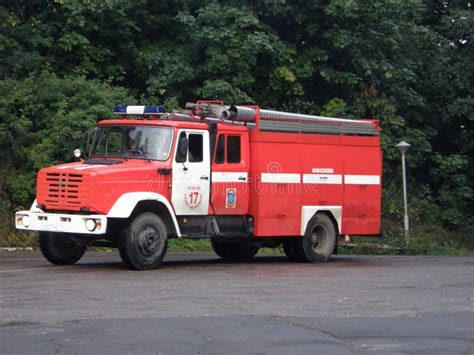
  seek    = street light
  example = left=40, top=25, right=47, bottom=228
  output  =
left=396, top=141, right=411, bottom=242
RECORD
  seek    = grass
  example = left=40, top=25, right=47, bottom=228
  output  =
left=168, top=239, right=282, bottom=254
left=1, top=217, right=472, bottom=256
left=0, top=229, right=38, bottom=248
left=168, top=239, right=212, bottom=252
left=339, top=220, right=474, bottom=256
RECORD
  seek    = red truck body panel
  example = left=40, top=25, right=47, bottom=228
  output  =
left=246, top=131, right=381, bottom=236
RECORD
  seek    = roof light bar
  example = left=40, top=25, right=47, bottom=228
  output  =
left=144, top=106, right=166, bottom=114
left=115, top=105, right=127, bottom=113
left=113, top=105, right=166, bottom=115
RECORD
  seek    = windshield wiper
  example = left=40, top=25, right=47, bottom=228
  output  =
left=125, top=150, right=152, bottom=161
left=84, top=159, right=123, bottom=165
left=125, top=149, right=144, bottom=156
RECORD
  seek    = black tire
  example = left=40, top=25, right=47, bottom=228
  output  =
left=283, top=240, right=298, bottom=262
left=289, top=237, right=309, bottom=263
left=39, top=232, right=86, bottom=265
left=118, top=212, right=168, bottom=270
left=211, top=239, right=259, bottom=262
left=301, top=214, right=337, bottom=262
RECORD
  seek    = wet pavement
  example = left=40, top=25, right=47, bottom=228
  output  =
left=1, top=251, right=473, bottom=354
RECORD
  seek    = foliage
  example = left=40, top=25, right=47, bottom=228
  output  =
left=168, top=239, right=212, bottom=253
left=0, top=72, right=133, bottom=238
left=339, top=219, right=474, bottom=256
left=0, top=0, right=472, bottom=249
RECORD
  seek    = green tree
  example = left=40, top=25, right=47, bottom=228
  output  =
left=0, top=72, right=133, bottom=209
left=0, top=0, right=472, bottom=243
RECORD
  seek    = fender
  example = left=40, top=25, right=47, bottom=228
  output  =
left=29, top=199, right=43, bottom=212
left=301, top=206, right=341, bottom=235
left=107, top=192, right=181, bottom=237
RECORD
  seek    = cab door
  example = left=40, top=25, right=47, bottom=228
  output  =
left=210, top=130, right=249, bottom=215
left=171, top=129, right=210, bottom=215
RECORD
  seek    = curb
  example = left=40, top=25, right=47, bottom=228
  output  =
left=1, top=247, right=34, bottom=251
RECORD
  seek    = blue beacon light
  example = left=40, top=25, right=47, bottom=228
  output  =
left=144, top=106, right=166, bottom=114
left=114, top=105, right=127, bottom=113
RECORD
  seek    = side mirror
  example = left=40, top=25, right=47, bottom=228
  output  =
left=175, top=132, right=188, bottom=163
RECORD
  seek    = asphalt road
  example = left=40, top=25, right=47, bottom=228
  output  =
left=0, top=251, right=473, bottom=354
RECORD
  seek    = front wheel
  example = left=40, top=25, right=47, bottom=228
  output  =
left=39, top=232, right=86, bottom=265
left=118, top=212, right=168, bottom=270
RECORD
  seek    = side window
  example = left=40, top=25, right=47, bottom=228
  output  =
left=215, top=135, right=225, bottom=164
left=175, top=131, right=188, bottom=163
left=188, top=134, right=203, bottom=162
left=227, top=136, right=241, bottom=163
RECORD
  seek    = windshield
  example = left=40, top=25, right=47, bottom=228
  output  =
left=89, top=125, right=173, bottom=161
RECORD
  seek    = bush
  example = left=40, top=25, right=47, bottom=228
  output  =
left=0, top=72, right=134, bottom=247
left=340, top=219, right=474, bottom=256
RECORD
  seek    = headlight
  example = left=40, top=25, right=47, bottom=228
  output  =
left=21, top=215, right=31, bottom=227
left=74, top=148, right=82, bottom=158
left=85, top=219, right=96, bottom=231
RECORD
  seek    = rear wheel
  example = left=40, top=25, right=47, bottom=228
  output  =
left=211, top=239, right=259, bottom=262
left=39, top=232, right=86, bottom=265
left=283, top=240, right=298, bottom=262
left=288, top=237, right=309, bottom=263
left=301, top=214, right=337, bottom=262
left=118, top=212, right=168, bottom=270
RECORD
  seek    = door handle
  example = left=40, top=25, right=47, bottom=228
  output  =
left=158, top=168, right=171, bottom=175
left=238, top=176, right=246, bottom=181
left=200, top=176, right=209, bottom=180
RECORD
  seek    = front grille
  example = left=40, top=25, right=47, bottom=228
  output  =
left=39, top=172, right=88, bottom=210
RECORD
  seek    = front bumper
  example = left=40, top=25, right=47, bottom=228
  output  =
left=15, top=211, right=107, bottom=235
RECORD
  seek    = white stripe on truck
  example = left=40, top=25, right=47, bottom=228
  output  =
left=303, top=174, right=343, bottom=184
left=212, top=172, right=248, bottom=182
left=261, top=173, right=301, bottom=184
left=261, top=173, right=380, bottom=185
left=344, top=175, right=380, bottom=185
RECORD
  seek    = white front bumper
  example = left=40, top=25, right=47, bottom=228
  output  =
left=15, top=211, right=107, bottom=235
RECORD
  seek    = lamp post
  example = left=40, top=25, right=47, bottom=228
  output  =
left=396, top=141, right=411, bottom=243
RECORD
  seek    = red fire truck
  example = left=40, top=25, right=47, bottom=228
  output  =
left=15, top=101, right=382, bottom=270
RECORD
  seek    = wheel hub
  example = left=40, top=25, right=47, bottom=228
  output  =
left=311, top=225, right=328, bottom=253
left=138, top=227, right=160, bottom=256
